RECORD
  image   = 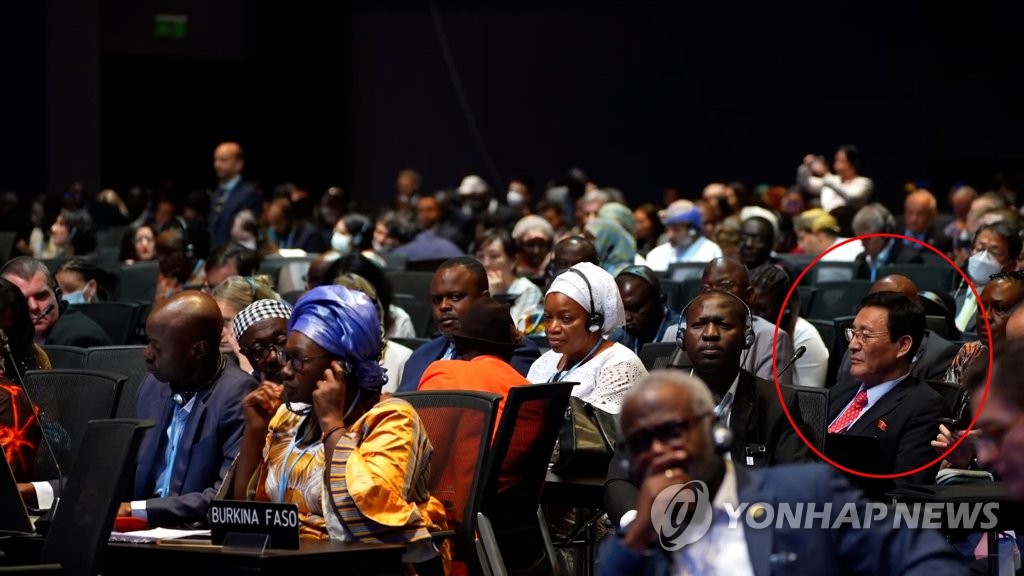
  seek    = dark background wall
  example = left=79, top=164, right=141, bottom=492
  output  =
left=1, top=0, right=1021, bottom=212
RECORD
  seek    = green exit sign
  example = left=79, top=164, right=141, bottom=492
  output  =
left=154, top=14, right=188, bottom=40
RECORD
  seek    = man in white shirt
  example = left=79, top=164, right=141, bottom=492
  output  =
left=644, top=199, right=723, bottom=272
left=793, top=208, right=863, bottom=264
left=797, top=144, right=874, bottom=212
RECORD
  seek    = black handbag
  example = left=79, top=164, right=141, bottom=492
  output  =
left=551, top=396, right=619, bottom=474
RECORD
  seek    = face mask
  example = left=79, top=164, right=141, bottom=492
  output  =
left=968, top=249, right=1003, bottom=284
left=62, top=290, right=86, bottom=305
left=507, top=190, right=525, bottom=207
left=331, top=232, right=352, bottom=254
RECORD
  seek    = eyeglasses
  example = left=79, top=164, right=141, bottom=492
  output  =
left=281, top=351, right=331, bottom=372
left=625, top=413, right=712, bottom=455
left=844, top=327, right=889, bottom=343
left=975, top=415, right=1024, bottom=454
left=701, top=280, right=737, bottom=292
left=242, top=336, right=287, bottom=364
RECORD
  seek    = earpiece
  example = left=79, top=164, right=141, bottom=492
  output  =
left=711, top=417, right=733, bottom=454
left=175, top=216, right=195, bottom=258
left=568, top=268, right=604, bottom=333
left=677, top=289, right=756, bottom=351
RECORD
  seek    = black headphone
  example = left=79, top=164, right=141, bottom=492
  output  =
left=677, top=289, right=755, bottom=351
left=175, top=216, right=195, bottom=258
left=567, top=268, right=604, bottom=333
left=618, top=265, right=666, bottom=304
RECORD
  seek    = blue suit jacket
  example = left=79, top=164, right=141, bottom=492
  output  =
left=134, top=362, right=257, bottom=526
left=600, top=463, right=966, bottom=576
left=395, top=335, right=541, bottom=392
left=209, top=180, right=262, bottom=246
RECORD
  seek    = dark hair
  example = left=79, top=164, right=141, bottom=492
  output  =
left=634, top=203, right=665, bottom=240
left=975, top=222, right=1024, bottom=262
left=475, top=229, right=518, bottom=260
left=838, top=144, right=860, bottom=172
left=327, top=253, right=395, bottom=331
left=439, top=256, right=489, bottom=294
left=55, top=257, right=119, bottom=301
left=118, top=224, right=156, bottom=262
left=341, top=214, right=374, bottom=251
left=0, top=277, right=36, bottom=378
left=59, top=208, right=97, bottom=256
left=859, top=291, right=925, bottom=360
left=160, top=216, right=211, bottom=260
left=377, top=211, right=417, bottom=245
left=270, top=197, right=294, bottom=224
left=749, top=264, right=795, bottom=322
left=207, top=243, right=260, bottom=277
left=537, top=200, right=564, bottom=218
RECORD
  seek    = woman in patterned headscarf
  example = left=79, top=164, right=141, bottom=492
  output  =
left=584, top=217, right=638, bottom=277
left=230, top=285, right=449, bottom=569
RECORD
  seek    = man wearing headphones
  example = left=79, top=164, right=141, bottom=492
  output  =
left=610, top=265, right=680, bottom=354
left=0, top=256, right=110, bottom=347
left=852, top=203, right=925, bottom=281
left=155, top=217, right=211, bottom=306
left=644, top=199, right=723, bottom=272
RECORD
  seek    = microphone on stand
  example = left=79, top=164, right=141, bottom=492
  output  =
left=0, top=328, right=63, bottom=529
left=775, top=346, right=807, bottom=382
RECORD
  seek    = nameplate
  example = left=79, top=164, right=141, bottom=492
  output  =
left=209, top=500, right=300, bottom=549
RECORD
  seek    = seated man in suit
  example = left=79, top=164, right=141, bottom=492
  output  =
left=609, top=265, right=680, bottom=355
left=0, top=256, right=110, bottom=347
left=828, top=291, right=948, bottom=485
left=396, top=257, right=540, bottom=392
left=661, top=257, right=795, bottom=387
left=605, top=290, right=808, bottom=525
left=852, top=203, right=925, bottom=281
left=901, top=189, right=952, bottom=255
left=603, top=370, right=966, bottom=575
left=836, top=274, right=958, bottom=390
left=20, top=291, right=257, bottom=527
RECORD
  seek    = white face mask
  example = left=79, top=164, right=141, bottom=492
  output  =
left=507, top=190, right=525, bottom=207
left=968, top=249, right=1003, bottom=284
left=62, top=290, right=86, bottom=305
left=331, top=232, right=352, bottom=254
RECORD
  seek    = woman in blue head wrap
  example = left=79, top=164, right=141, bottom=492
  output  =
left=230, top=285, right=450, bottom=569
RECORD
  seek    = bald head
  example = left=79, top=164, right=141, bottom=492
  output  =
left=213, top=141, right=245, bottom=183
left=905, top=190, right=937, bottom=235
left=145, top=291, right=224, bottom=386
left=870, top=274, right=919, bottom=302
left=552, top=236, right=598, bottom=277
left=151, top=291, right=223, bottom=349
left=1007, top=305, right=1024, bottom=341
left=701, top=257, right=751, bottom=301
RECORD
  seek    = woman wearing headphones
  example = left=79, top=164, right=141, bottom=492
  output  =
left=527, top=262, right=647, bottom=414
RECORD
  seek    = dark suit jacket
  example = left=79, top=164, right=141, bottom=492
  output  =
left=46, top=308, right=111, bottom=347
left=835, top=330, right=959, bottom=391
left=853, top=240, right=925, bottom=279
left=395, top=335, right=541, bottom=392
left=896, top=221, right=954, bottom=256
left=600, top=463, right=966, bottom=576
left=278, top=222, right=326, bottom=253
left=209, top=180, right=262, bottom=246
left=134, top=362, right=257, bottom=526
left=827, top=375, right=948, bottom=485
left=604, top=371, right=810, bottom=527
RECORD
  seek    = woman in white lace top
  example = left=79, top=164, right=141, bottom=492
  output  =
left=527, top=262, right=647, bottom=413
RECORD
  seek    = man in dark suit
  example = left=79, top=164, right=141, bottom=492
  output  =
left=0, top=256, right=110, bottom=347
left=396, top=257, right=540, bottom=392
left=835, top=274, right=958, bottom=390
left=264, top=197, right=326, bottom=253
left=852, top=203, right=924, bottom=280
left=828, top=291, right=948, bottom=485
left=603, top=370, right=965, bottom=575
left=209, top=142, right=262, bottom=246
left=899, top=189, right=953, bottom=256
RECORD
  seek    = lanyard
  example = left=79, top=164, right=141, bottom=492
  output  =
left=548, top=338, right=603, bottom=383
left=277, top=436, right=319, bottom=503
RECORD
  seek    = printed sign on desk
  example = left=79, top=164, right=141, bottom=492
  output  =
left=209, top=500, right=300, bottom=549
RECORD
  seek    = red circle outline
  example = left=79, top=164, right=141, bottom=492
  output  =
left=771, top=232, right=993, bottom=479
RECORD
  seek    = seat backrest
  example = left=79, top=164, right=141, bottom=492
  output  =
left=394, top=390, right=500, bottom=571
left=925, top=315, right=951, bottom=339
left=392, top=293, right=434, bottom=338
left=72, top=301, right=141, bottom=345
left=805, top=318, right=840, bottom=388
left=790, top=384, right=829, bottom=451
left=807, top=281, right=871, bottom=319
left=639, top=342, right=680, bottom=371
left=882, top=264, right=957, bottom=294
left=117, top=261, right=159, bottom=303
left=23, top=369, right=127, bottom=479
left=812, top=262, right=859, bottom=283
left=85, top=346, right=149, bottom=419
left=666, top=262, right=704, bottom=282
left=797, top=286, right=817, bottom=319
left=41, top=418, right=152, bottom=576
left=474, top=512, right=507, bottom=576
left=40, top=345, right=88, bottom=369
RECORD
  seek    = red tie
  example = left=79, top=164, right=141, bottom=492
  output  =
left=829, top=390, right=869, bottom=434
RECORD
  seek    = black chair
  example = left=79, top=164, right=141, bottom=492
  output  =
left=24, top=369, right=127, bottom=480
left=797, top=286, right=816, bottom=319
left=0, top=419, right=152, bottom=576
left=117, top=261, right=159, bottom=303
left=85, top=346, right=148, bottom=419
left=806, top=318, right=840, bottom=388
left=790, top=384, right=829, bottom=452
left=392, top=337, right=430, bottom=351
left=40, top=345, right=87, bottom=370
left=381, top=251, right=408, bottom=271
left=72, top=301, right=141, bottom=345
left=395, top=390, right=501, bottom=576
left=811, top=261, right=859, bottom=283
left=806, top=281, right=871, bottom=320
left=475, top=512, right=508, bottom=576
left=393, top=293, right=434, bottom=338
left=0, top=231, right=15, bottom=262
left=666, top=262, right=704, bottom=282
left=925, top=315, right=953, bottom=340
left=639, top=342, right=681, bottom=371
left=883, top=264, right=957, bottom=294
left=480, top=382, right=574, bottom=576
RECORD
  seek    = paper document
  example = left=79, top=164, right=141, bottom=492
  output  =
left=109, top=528, right=211, bottom=543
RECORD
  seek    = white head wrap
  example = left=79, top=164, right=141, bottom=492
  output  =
left=740, top=206, right=780, bottom=241
left=546, top=262, right=625, bottom=335
left=511, top=215, right=555, bottom=241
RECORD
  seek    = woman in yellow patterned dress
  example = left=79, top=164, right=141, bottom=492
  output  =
left=230, top=285, right=449, bottom=571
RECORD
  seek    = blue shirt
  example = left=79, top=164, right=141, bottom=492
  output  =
left=867, top=239, right=895, bottom=281
left=828, top=373, right=909, bottom=432
left=154, top=395, right=196, bottom=498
